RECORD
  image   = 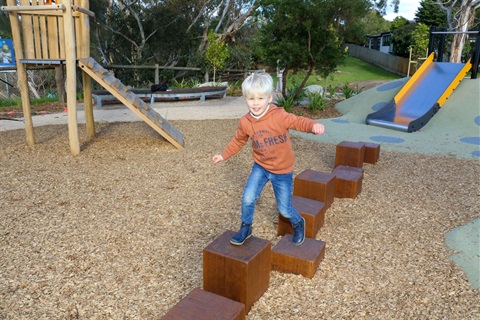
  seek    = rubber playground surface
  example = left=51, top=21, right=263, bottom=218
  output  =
left=294, top=77, right=480, bottom=160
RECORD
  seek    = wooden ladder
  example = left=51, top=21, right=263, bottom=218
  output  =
left=78, top=58, right=184, bottom=149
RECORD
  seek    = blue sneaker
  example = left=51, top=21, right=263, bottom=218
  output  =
left=292, top=217, right=305, bottom=246
left=230, top=223, right=252, bottom=245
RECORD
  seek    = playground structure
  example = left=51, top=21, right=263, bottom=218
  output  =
left=366, top=29, right=480, bottom=132
left=1, top=0, right=184, bottom=155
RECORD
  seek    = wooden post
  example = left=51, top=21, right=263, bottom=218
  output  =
left=7, top=0, right=35, bottom=146
left=62, top=0, right=81, bottom=155
left=78, top=0, right=95, bottom=139
left=155, top=64, right=159, bottom=84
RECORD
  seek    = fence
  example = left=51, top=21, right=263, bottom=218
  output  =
left=0, top=64, right=262, bottom=101
left=103, top=64, right=260, bottom=86
left=344, top=44, right=411, bottom=76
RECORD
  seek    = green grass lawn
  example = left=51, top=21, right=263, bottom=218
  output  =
left=283, top=55, right=402, bottom=90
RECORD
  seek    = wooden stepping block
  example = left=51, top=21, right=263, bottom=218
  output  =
left=271, top=234, right=326, bottom=279
left=277, top=196, right=326, bottom=238
left=334, top=141, right=366, bottom=168
left=361, top=142, right=380, bottom=164
left=332, top=165, right=364, bottom=198
left=293, top=170, right=335, bottom=208
left=161, top=288, right=245, bottom=320
left=203, top=230, right=271, bottom=313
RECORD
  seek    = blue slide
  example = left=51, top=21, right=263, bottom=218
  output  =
left=366, top=53, right=472, bottom=132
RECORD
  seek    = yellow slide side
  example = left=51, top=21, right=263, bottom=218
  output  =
left=394, top=52, right=435, bottom=104
left=437, top=59, right=472, bottom=107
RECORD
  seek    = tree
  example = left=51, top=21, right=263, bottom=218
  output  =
left=90, top=0, right=259, bottom=81
left=415, top=0, right=448, bottom=27
left=257, top=0, right=347, bottom=99
left=391, top=23, right=417, bottom=57
left=410, top=22, right=430, bottom=61
left=334, top=0, right=373, bottom=45
left=205, top=32, right=230, bottom=82
left=435, top=0, right=480, bottom=62
left=373, top=0, right=401, bottom=14
left=346, top=9, right=391, bottom=46
left=390, top=16, right=410, bottom=30
left=0, top=0, right=11, bottom=38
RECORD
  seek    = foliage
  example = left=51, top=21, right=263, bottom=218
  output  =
left=226, top=81, right=242, bottom=96
left=390, top=16, right=410, bottom=30
left=415, top=0, right=448, bottom=27
left=306, top=91, right=326, bottom=112
left=373, top=0, right=401, bottom=15
left=257, top=0, right=349, bottom=100
left=170, top=78, right=190, bottom=89
left=0, top=0, right=11, bottom=38
left=410, top=23, right=430, bottom=61
left=327, top=84, right=337, bottom=99
left=346, top=9, right=392, bottom=46
left=331, top=0, right=371, bottom=45
left=275, top=83, right=306, bottom=112
left=391, top=23, right=417, bottom=58
left=274, top=94, right=296, bottom=112
left=0, top=96, right=58, bottom=108
left=341, top=83, right=363, bottom=99
left=205, top=32, right=230, bottom=83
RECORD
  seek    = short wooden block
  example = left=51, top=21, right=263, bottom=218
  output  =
left=334, top=141, right=366, bottom=168
left=203, top=230, right=271, bottom=313
left=361, top=142, right=380, bottom=164
left=332, top=165, right=364, bottom=198
left=277, top=196, right=326, bottom=238
left=161, top=288, right=245, bottom=320
left=293, top=170, right=336, bottom=208
left=271, top=234, right=326, bottom=278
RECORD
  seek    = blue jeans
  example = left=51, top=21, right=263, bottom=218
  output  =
left=241, top=162, right=302, bottom=225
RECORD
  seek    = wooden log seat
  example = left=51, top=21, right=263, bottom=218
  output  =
left=332, top=165, right=364, bottom=198
left=334, top=141, right=366, bottom=168
left=161, top=288, right=246, bottom=320
left=277, top=196, right=326, bottom=238
left=203, top=230, right=271, bottom=313
left=271, top=234, right=326, bottom=278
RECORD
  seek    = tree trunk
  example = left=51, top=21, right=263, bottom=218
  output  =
left=281, top=69, right=288, bottom=97
left=450, top=1, right=474, bottom=62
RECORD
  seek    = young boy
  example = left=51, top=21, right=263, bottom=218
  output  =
left=212, top=73, right=324, bottom=246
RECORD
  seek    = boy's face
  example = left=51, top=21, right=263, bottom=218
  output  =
left=245, top=92, right=273, bottom=117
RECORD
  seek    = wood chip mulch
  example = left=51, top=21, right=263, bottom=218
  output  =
left=0, top=119, right=478, bottom=319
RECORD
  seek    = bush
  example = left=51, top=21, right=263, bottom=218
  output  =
left=306, top=91, right=326, bottom=112
left=341, top=83, right=363, bottom=99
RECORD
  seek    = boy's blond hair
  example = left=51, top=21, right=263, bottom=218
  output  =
left=242, top=72, right=274, bottom=97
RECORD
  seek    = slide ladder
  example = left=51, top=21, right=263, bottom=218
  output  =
left=78, top=57, right=184, bottom=149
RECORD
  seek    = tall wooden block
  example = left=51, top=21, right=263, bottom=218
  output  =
left=332, top=165, right=364, bottom=198
left=293, top=170, right=336, bottom=208
left=161, top=288, right=245, bottom=320
left=203, top=230, right=271, bottom=313
left=277, top=196, right=326, bottom=238
left=361, top=142, right=380, bottom=164
left=334, top=141, right=366, bottom=168
left=271, top=234, right=326, bottom=278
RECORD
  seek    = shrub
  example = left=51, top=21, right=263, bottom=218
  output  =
left=306, top=91, right=326, bottom=112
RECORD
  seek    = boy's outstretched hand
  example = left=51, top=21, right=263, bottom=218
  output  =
left=212, top=154, right=224, bottom=164
left=312, top=123, right=325, bottom=135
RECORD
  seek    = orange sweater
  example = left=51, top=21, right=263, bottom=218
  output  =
left=221, top=105, right=317, bottom=174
